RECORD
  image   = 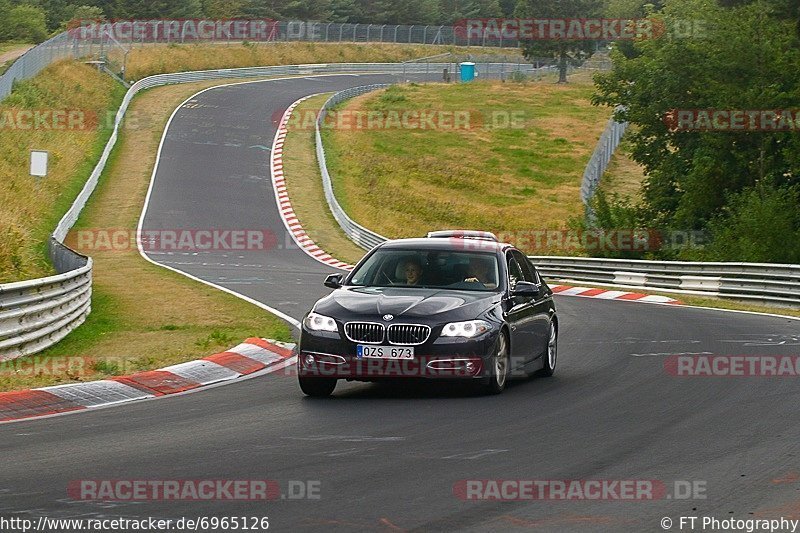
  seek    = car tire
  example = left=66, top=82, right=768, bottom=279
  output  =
left=537, top=321, right=557, bottom=377
left=480, top=332, right=509, bottom=395
left=299, top=377, right=337, bottom=397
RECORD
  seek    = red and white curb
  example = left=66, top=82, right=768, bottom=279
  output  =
left=0, top=338, right=295, bottom=423
left=270, top=95, right=353, bottom=271
left=550, top=284, right=681, bottom=304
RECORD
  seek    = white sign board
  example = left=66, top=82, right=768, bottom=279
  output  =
left=30, top=150, right=48, bottom=177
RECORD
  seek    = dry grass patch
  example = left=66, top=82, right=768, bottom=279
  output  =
left=0, top=42, right=33, bottom=73
left=598, top=136, right=646, bottom=202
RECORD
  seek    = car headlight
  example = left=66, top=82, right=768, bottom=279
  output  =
left=304, top=312, right=338, bottom=332
left=440, top=320, right=491, bottom=338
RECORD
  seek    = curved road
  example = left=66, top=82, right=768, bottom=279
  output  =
left=1, top=74, right=799, bottom=532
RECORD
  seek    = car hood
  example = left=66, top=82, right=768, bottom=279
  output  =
left=314, top=287, right=497, bottom=321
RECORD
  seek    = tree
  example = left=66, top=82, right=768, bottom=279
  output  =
left=515, top=0, right=604, bottom=82
left=439, top=0, right=502, bottom=22
left=329, top=0, right=358, bottom=22
left=498, top=0, right=515, bottom=16
left=115, top=0, right=202, bottom=19
left=349, top=0, right=392, bottom=23
left=593, top=0, right=800, bottom=260
left=383, top=0, right=441, bottom=24
left=59, top=5, right=106, bottom=30
left=2, top=5, right=49, bottom=42
left=703, top=184, right=800, bottom=263
left=282, top=0, right=333, bottom=20
left=717, top=0, right=800, bottom=37
left=202, top=0, right=250, bottom=18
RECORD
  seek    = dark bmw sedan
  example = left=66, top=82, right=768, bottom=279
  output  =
left=297, top=231, right=558, bottom=397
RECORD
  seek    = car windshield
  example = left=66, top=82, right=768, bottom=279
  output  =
left=347, top=249, right=500, bottom=291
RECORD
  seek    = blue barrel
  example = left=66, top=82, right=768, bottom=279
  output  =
left=460, top=62, right=476, bottom=82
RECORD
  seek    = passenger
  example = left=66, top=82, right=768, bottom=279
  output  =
left=403, top=258, right=423, bottom=286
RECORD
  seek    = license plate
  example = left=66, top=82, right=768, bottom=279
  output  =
left=357, top=345, right=414, bottom=359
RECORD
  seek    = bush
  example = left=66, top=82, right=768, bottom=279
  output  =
left=579, top=190, right=652, bottom=259
left=702, top=184, right=800, bottom=263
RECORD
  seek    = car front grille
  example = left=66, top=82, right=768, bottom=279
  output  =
left=387, top=324, right=431, bottom=346
left=344, top=322, right=384, bottom=344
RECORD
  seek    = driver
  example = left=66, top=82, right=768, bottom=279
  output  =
left=464, top=257, right=496, bottom=288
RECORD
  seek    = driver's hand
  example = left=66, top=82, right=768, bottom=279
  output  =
left=464, top=277, right=479, bottom=283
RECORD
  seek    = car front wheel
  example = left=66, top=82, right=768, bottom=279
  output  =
left=481, top=332, right=509, bottom=395
left=299, top=377, right=337, bottom=397
left=537, top=321, right=557, bottom=377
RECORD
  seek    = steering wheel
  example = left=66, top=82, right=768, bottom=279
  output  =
left=380, top=270, right=396, bottom=285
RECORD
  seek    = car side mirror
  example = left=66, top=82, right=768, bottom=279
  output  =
left=511, top=281, right=540, bottom=297
left=324, top=274, right=343, bottom=289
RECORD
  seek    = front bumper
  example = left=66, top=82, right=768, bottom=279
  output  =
left=298, top=328, right=498, bottom=380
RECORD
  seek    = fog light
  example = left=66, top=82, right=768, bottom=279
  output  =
left=465, top=361, right=477, bottom=373
left=304, top=354, right=316, bottom=366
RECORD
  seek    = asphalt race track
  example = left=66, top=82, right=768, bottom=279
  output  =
left=1, top=74, right=799, bottom=532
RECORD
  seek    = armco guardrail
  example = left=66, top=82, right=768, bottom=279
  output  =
left=531, top=256, right=800, bottom=306
left=316, top=85, right=392, bottom=250
left=3, top=61, right=542, bottom=360
left=0, top=239, right=91, bottom=361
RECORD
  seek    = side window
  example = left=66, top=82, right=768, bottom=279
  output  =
left=506, top=253, right=524, bottom=290
left=511, top=250, right=537, bottom=283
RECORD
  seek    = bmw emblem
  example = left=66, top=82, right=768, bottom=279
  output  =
left=383, top=314, right=394, bottom=321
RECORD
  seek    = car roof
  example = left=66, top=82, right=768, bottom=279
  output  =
left=378, top=237, right=513, bottom=253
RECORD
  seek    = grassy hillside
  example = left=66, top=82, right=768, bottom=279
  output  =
left=0, top=60, right=124, bottom=282
left=322, top=74, right=611, bottom=252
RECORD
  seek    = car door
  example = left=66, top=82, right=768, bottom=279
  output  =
left=513, top=250, right=551, bottom=360
left=504, top=251, right=537, bottom=366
